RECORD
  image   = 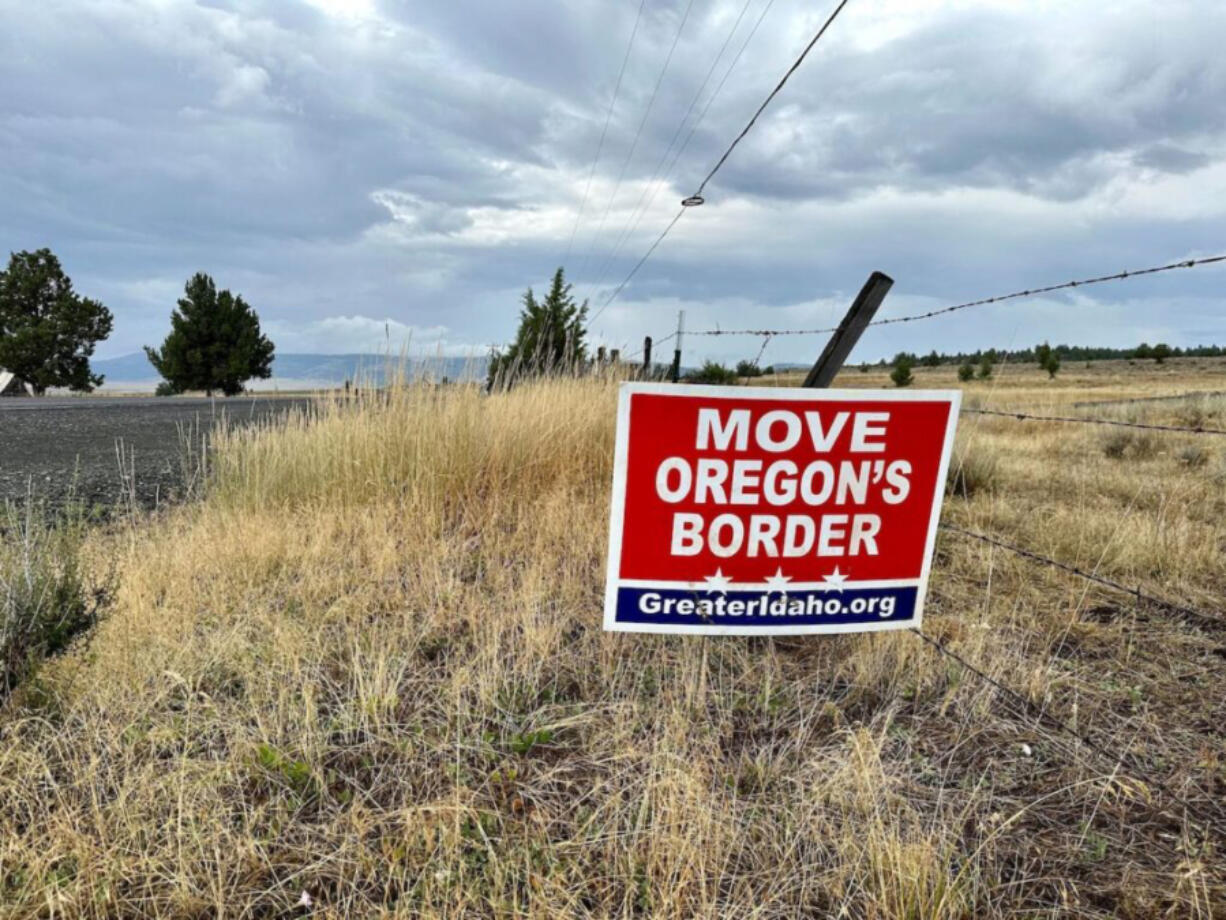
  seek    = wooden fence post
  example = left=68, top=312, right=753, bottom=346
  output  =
left=670, top=310, right=685, bottom=383
left=803, top=272, right=894, bottom=388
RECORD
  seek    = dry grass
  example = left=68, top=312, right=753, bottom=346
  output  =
left=1, top=363, right=1224, bottom=918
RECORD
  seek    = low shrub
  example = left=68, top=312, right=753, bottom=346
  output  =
left=1177, top=445, right=1210, bottom=468
left=684, top=361, right=739, bottom=385
left=1101, top=431, right=1158, bottom=460
left=946, top=450, right=999, bottom=499
left=0, top=499, right=109, bottom=700
left=890, top=356, right=914, bottom=388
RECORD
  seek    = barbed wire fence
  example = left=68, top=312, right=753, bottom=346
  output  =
left=620, top=253, right=1226, bottom=365
left=486, top=0, right=1226, bottom=851
left=595, top=250, right=1226, bottom=845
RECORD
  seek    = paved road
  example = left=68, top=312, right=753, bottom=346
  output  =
left=0, top=396, right=309, bottom=510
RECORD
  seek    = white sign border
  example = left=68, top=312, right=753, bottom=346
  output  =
left=602, top=382, right=962, bottom=636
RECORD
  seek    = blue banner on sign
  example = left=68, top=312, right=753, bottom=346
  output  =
left=614, top=586, right=918, bottom=628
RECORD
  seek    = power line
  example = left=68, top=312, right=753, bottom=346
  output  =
left=963, top=407, right=1226, bottom=436
left=587, top=0, right=766, bottom=295
left=590, top=207, right=687, bottom=323
left=562, top=0, right=648, bottom=268
left=592, top=0, right=852, bottom=319
left=672, top=0, right=780, bottom=186
left=684, top=254, right=1226, bottom=337
left=691, top=0, right=850, bottom=199
left=578, top=0, right=697, bottom=282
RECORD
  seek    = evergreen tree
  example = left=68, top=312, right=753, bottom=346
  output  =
left=0, top=249, right=113, bottom=394
left=1152, top=343, right=1171, bottom=364
left=488, top=268, right=588, bottom=389
left=921, top=350, right=941, bottom=367
left=145, top=273, right=274, bottom=396
left=977, top=354, right=994, bottom=379
left=890, top=354, right=915, bottom=387
left=958, top=362, right=975, bottom=382
left=1036, top=341, right=1060, bottom=378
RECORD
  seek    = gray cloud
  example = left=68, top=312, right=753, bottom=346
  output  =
left=1, top=0, right=1224, bottom=365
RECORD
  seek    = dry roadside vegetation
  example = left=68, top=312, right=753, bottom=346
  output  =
left=1, top=359, right=1225, bottom=918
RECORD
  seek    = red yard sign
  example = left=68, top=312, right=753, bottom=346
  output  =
left=603, top=383, right=961, bottom=635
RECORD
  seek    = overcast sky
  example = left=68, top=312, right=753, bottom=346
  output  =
left=3, top=0, right=1224, bottom=365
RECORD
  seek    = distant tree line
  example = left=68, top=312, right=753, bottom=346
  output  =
left=886, top=342, right=1219, bottom=366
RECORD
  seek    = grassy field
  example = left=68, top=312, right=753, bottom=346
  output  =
left=1, top=358, right=1224, bottom=917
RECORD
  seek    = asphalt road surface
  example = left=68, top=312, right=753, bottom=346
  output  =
left=0, top=396, right=310, bottom=510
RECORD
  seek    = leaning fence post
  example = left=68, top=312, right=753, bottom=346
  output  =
left=670, top=310, right=685, bottom=383
left=803, top=272, right=894, bottom=388
left=642, top=336, right=653, bottom=377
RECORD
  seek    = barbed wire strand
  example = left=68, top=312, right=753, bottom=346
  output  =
left=622, top=329, right=678, bottom=363
left=910, top=627, right=1226, bottom=842
left=685, top=254, right=1226, bottom=337
left=939, top=522, right=1224, bottom=632
left=962, top=407, right=1226, bottom=436
left=1072, top=390, right=1226, bottom=410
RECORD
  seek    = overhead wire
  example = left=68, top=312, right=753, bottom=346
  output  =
left=577, top=0, right=698, bottom=282
left=596, top=0, right=779, bottom=281
left=586, top=0, right=762, bottom=297
left=562, top=0, right=648, bottom=268
left=591, top=0, right=852, bottom=321
left=590, top=206, right=688, bottom=325
left=691, top=0, right=850, bottom=199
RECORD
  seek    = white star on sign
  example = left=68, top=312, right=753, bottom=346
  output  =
left=703, top=568, right=733, bottom=594
left=821, top=567, right=849, bottom=592
left=763, top=567, right=792, bottom=593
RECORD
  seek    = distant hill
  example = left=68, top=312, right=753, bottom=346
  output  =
left=92, top=353, right=490, bottom=391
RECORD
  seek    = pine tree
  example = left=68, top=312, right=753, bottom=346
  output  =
left=890, top=353, right=915, bottom=387
left=145, top=273, right=274, bottom=396
left=0, top=249, right=113, bottom=394
left=488, top=268, right=588, bottom=389
left=1036, top=341, right=1060, bottom=378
